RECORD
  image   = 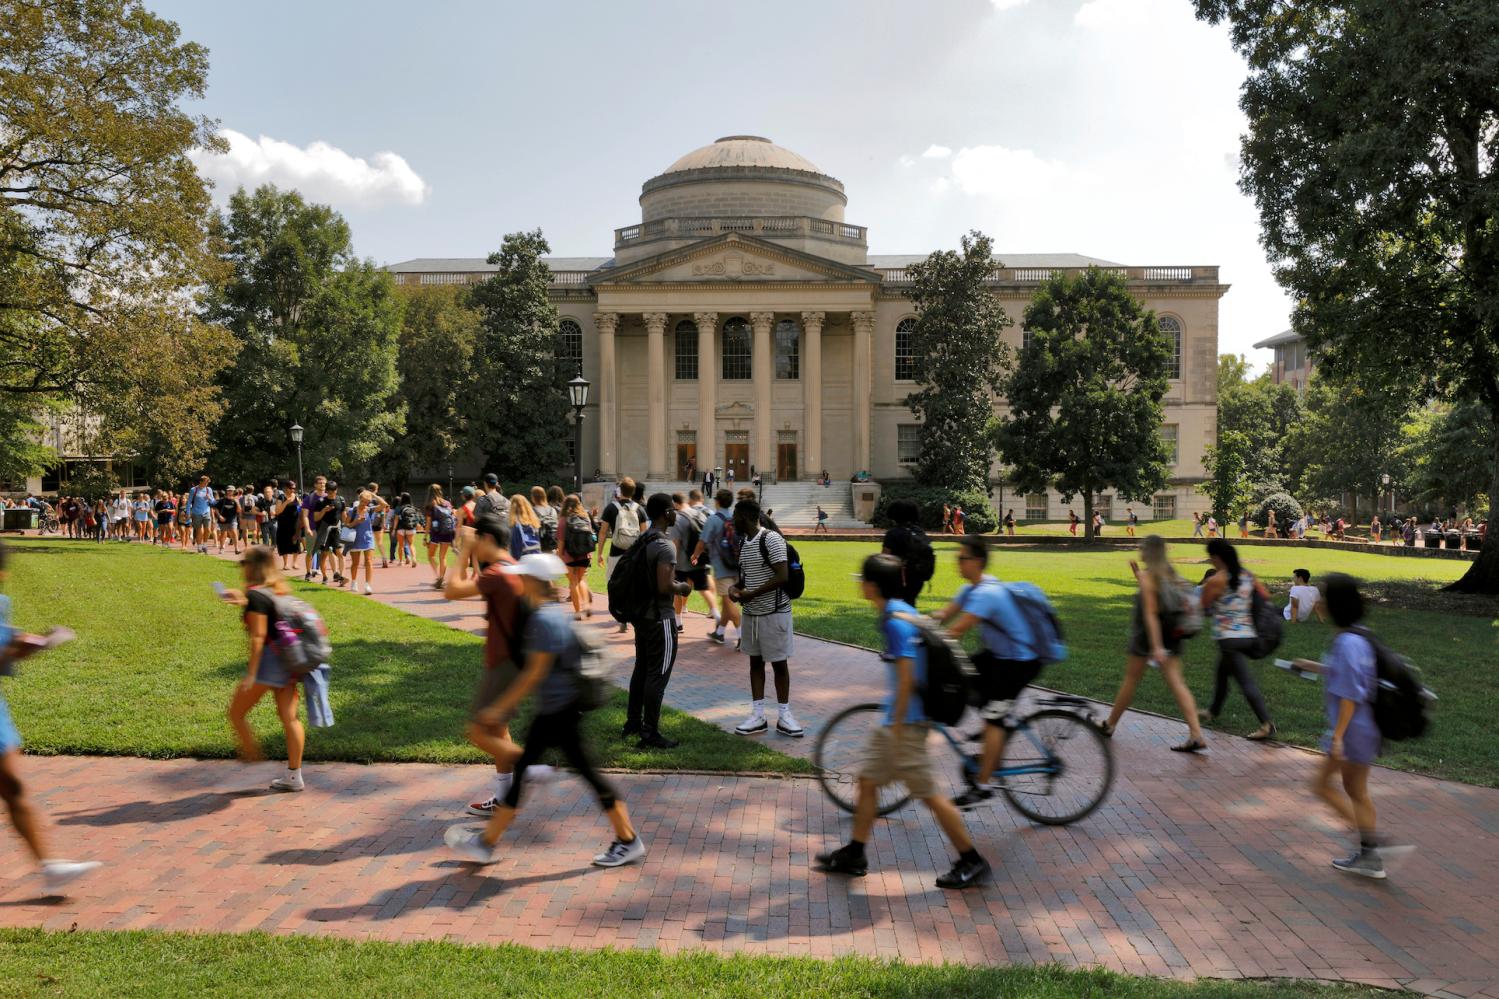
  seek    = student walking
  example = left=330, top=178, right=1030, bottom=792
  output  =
left=532, top=486, right=560, bottom=554
left=1191, top=511, right=1204, bottom=539
left=880, top=500, right=935, bottom=605
left=815, top=505, right=829, bottom=534
left=1126, top=508, right=1139, bottom=538
left=272, top=481, right=302, bottom=572
left=507, top=494, right=543, bottom=559
left=696, top=489, right=741, bottom=647
left=393, top=493, right=419, bottom=567
left=1003, top=509, right=1016, bottom=537
left=597, top=478, right=645, bottom=634
left=815, top=553, right=991, bottom=889
left=729, top=499, right=803, bottom=738
left=424, top=484, right=457, bottom=589
left=222, top=547, right=333, bottom=793
left=444, top=553, right=646, bottom=869
left=315, top=482, right=347, bottom=586
left=214, top=487, right=240, bottom=554
left=1100, top=535, right=1208, bottom=752
left=343, top=490, right=385, bottom=595
left=1069, top=509, right=1080, bottom=537
left=559, top=494, right=596, bottom=618
left=669, top=493, right=719, bottom=634
left=618, top=493, right=688, bottom=749
left=1200, top=538, right=1276, bottom=740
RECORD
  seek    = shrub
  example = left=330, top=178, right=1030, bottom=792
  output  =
left=1256, top=492, right=1303, bottom=528
left=872, top=482, right=998, bottom=533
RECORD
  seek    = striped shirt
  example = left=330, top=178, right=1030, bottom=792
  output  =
left=738, top=528, right=788, bottom=617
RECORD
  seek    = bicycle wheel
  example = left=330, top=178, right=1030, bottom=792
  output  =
left=812, top=703, right=913, bottom=817
left=999, top=709, right=1113, bottom=826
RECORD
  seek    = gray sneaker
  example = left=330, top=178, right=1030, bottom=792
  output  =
left=1331, top=848, right=1386, bottom=879
left=444, top=826, right=498, bottom=865
left=592, top=836, right=646, bottom=868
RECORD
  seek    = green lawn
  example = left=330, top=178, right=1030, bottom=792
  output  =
left=0, top=539, right=808, bottom=775
left=791, top=540, right=1498, bottom=787
left=0, top=929, right=1401, bottom=999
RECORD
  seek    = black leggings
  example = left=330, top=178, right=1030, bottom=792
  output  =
left=503, top=707, right=618, bottom=811
left=1211, top=638, right=1271, bottom=724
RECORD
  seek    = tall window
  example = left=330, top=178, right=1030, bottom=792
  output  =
left=897, top=424, right=922, bottom=464
left=721, top=316, right=752, bottom=380
left=1159, top=316, right=1182, bottom=380
left=894, top=317, right=917, bottom=381
left=774, top=318, right=800, bottom=379
left=1025, top=493, right=1048, bottom=521
left=674, top=319, right=698, bottom=380
left=1022, top=327, right=1034, bottom=352
left=556, top=318, right=583, bottom=376
left=1153, top=494, right=1177, bottom=520
left=1160, top=423, right=1179, bottom=465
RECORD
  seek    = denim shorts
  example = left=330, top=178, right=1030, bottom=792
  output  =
left=0, top=689, right=21, bottom=754
left=252, top=645, right=295, bottom=689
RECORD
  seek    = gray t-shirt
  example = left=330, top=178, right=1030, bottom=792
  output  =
left=524, top=603, right=582, bottom=714
left=668, top=506, right=707, bottom=572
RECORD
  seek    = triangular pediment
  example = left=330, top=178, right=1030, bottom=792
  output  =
left=591, top=233, right=879, bottom=286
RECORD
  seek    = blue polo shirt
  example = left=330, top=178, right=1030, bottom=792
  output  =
left=953, top=575, right=1037, bottom=662
left=879, top=599, right=927, bottom=724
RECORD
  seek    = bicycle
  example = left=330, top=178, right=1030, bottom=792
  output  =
left=813, top=693, right=1114, bottom=826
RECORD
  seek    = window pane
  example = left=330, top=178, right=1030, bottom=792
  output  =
left=895, top=318, right=917, bottom=381
left=897, top=424, right=921, bottom=464
left=556, top=318, right=583, bottom=377
left=721, top=317, right=752, bottom=380
left=1158, top=316, right=1182, bottom=380
left=1153, top=494, right=1177, bottom=520
left=1025, top=493, right=1048, bottom=521
left=774, top=319, right=800, bottom=379
left=1160, top=424, right=1179, bottom=465
left=675, top=320, right=698, bottom=380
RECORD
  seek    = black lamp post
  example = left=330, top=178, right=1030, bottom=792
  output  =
left=568, top=370, right=591, bottom=493
left=289, top=422, right=304, bottom=489
left=447, top=463, right=454, bottom=499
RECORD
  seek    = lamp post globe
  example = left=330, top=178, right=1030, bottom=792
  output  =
left=568, top=370, right=590, bottom=493
left=289, top=422, right=305, bottom=492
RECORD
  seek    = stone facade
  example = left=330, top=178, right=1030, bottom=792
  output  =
left=388, top=136, right=1228, bottom=519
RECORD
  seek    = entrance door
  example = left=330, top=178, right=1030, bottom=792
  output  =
left=777, top=441, right=798, bottom=482
left=725, top=441, right=750, bottom=482
left=676, top=440, right=697, bottom=480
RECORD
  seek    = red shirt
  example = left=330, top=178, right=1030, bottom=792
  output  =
left=476, top=552, right=522, bottom=668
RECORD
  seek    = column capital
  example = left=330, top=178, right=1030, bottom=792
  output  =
left=594, top=312, right=619, bottom=336
left=693, top=311, right=718, bottom=329
left=642, top=312, right=668, bottom=333
left=850, top=311, right=876, bottom=332
left=800, top=311, right=826, bottom=329
left=749, top=311, right=776, bottom=329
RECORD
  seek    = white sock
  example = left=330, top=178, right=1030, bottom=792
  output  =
left=495, top=772, right=512, bottom=792
left=778, top=702, right=792, bottom=716
left=751, top=699, right=765, bottom=717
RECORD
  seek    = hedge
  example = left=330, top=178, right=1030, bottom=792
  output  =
left=871, top=482, right=999, bottom=533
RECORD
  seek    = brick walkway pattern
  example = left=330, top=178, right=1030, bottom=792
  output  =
left=2, top=550, right=1496, bottom=997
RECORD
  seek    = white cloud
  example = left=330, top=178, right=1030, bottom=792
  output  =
left=921, top=144, right=953, bottom=159
left=191, top=129, right=430, bottom=208
left=1075, top=0, right=1179, bottom=29
left=989, top=0, right=1031, bottom=9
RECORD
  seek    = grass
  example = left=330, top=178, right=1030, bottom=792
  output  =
left=0, top=539, right=808, bottom=775
left=790, top=540, right=1499, bottom=787
left=0, top=928, right=1402, bottom=999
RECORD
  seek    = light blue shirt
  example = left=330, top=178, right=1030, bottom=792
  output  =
left=700, top=508, right=734, bottom=577
left=189, top=486, right=214, bottom=516
left=953, top=576, right=1037, bottom=661
left=879, top=599, right=927, bottom=724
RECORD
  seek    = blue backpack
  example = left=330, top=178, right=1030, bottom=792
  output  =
left=996, top=582, right=1068, bottom=666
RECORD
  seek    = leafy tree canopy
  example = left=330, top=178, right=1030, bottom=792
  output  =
left=1283, top=372, right=1412, bottom=523
left=1216, top=353, right=1304, bottom=492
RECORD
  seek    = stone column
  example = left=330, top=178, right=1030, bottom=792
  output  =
left=851, top=310, right=875, bottom=475
left=694, top=312, right=718, bottom=477
left=801, top=311, right=824, bottom=481
left=594, top=312, right=619, bottom=478
left=643, top=312, right=668, bottom=480
left=750, top=311, right=775, bottom=476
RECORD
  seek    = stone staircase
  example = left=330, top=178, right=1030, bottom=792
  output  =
left=640, top=480, right=865, bottom=529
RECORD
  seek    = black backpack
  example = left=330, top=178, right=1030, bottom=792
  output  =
left=896, top=612, right=977, bottom=725
left=1351, top=626, right=1432, bottom=742
left=607, top=530, right=660, bottom=625
left=902, top=526, right=936, bottom=589
left=1245, top=578, right=1284, bottom=660
left=564, top=514, right=595, bottom=556
left=757, top=532, right=805, bottom=602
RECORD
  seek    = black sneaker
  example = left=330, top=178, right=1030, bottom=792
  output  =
left=814, top=846, right=868, bottom=877
left=621, top=722, right=641, bottom=740
left=637, top=732, right=679, bottom=749
left=707, top=631, right=725, bottom=645
left=935, top=854, right=991, bottom=890
left=952, top=786, right=995, bottom=811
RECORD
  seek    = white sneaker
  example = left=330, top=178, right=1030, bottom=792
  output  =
left=444, top=825, right=497, bottom=864
left=735, top=712, right=768, bottom=736
left=524, top=764, right=558, bottom=785
left=269, top=772, right=305, bottom=793
left=592, top=836, right=646, bottom=868
left=776, top=708, right=805, bottom=738
left=41, top=859, right=101, bottom=895
left=364, top=584, right=373, bottom=595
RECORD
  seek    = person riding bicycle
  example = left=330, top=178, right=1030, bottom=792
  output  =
left=934, top=534, right=1046, bottom=811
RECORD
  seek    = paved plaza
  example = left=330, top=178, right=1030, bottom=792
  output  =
left=2, top=558, right=1497, bottom=997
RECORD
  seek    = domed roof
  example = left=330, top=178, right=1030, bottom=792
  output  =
left=660, top=136, right=827, bottom=176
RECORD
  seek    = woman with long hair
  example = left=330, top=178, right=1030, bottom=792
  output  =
left=423, top=484, right=456, bottom=589
left=1100, top=536, right=1208, bottom=752
left=508, top=494, right=542, bottom=559
left=393, top=492, right=419, bottom=567
left=1199, top=538, right=1276, bottom=740
left=558, top=493, right=594, bottom=618
left=342, top=490, right=384, bottom=595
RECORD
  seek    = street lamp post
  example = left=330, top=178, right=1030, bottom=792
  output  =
left=1381, top=472, right=1391, bottom=517
left=289, top=422, right=304, bottom=490
left=447, top=463, right=454, bottom=499
left=567, top=369, right=591, bottom=495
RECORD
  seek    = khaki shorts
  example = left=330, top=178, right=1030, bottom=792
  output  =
left=471, top=660, right=520, bottom=722
left=713, top=574, right=735, bottom=597
left=741, top=609, right=793, bottom=661
left=859, top=724, right=936, bottom=798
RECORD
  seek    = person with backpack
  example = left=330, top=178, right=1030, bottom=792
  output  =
left=669, top=492, right=718, bottom=634
left=559, top=493, right=596, bottom=619
left=1003, top=509, right=1016, bottom=537
left=935, top=536, right=1070, bottom=809
left=728, top=498, right=803, bottom=739
left=222, top=546, right=334, bottom=793
left=507, top=494, right=543, bottom=559
left=696, top=489, right=741, bottom=647
left=315, top=482, right=348, bottom=586
left=424, top=484, right=457, bottom=589
left=597, top=477, right=646, bottom=634
left=188, top=475, right=215, bottom=552
left=444, top=553, right=646, bottom=870
left=1290, top=574, right=1398, bottom=879
left=1099, top=535, right=1208, bottom=753
left=393, top=492, right=420, bottom=567
left=532, top=486, right=560, bottom=554
left=815, top=553, right=990, bottom=890
left=1199, top=538, right=1276, bottom=741
left=881, top=500, right=936, bottom=606
left=611, top=493, right=689, bottom=749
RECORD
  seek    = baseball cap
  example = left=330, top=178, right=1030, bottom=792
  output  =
left=483, top=473, right=500, bottom=486
left=501, top=553, right=567, bottom=580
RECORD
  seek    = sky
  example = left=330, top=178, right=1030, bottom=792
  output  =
left=157, top=0, right=1290, bottom=364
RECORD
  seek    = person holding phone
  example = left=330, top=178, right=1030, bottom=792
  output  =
left=343, top=490, right=386, bottom=595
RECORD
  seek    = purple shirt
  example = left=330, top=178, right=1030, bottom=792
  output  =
left=1322, top=630, right=1381, bottom=763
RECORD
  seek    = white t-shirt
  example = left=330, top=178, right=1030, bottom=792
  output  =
left=1284, top=584, right=1320, bottom=621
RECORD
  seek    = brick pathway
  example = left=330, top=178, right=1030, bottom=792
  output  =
left=1, top=548, right=1496, bottom=996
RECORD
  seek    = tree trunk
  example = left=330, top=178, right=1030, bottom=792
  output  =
left=1446, top=421, right=1499, bottom=593
left=1083, top=489, right=1095, bottom=542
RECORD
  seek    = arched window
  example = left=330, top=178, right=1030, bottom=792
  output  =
left=721, top=316, right=752, bottom=380
left=774, top=318, right=800, bottom=379
left=894, top=317, right=917, bottom=381
left=1159, top=316, right=1182, bottom=380
left=556, top=318, right=583, bottom=376
left=674, top=319, right=698, bottom=380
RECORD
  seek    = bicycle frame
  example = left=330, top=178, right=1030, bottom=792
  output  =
left=933, top=716, right=1063, bottom=784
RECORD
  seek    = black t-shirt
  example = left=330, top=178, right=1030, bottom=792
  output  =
left=243, top=587, right=280, bottom=627
left=255, top=494, right=271, bottom=514
left=601, top=500, right=646, bottom=557
left=155, top=500, right=175, bottom=521
left=639, top=529, right=678, bottom=618
left=315, top=495, right=344, bottom=532
left=882, top=524, right=916, bottom=560
left=215, top=497, right=238, bottom=521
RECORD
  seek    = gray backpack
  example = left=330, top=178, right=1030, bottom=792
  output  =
left=268, top=593, right=332, bottom=672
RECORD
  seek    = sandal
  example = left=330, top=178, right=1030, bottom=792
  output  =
left=1246, top=723, right=1278, bottom=741
left=1170, top=739, right=1208, bottom=753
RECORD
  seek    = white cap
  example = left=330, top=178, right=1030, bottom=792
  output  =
left=501, top=553, right=567, bottom=580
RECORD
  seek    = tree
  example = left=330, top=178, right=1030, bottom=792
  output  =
left=1398, top=399, right=1494, bottom=518
left=467, top=230, right=570, bottom=483
left=1282, top=373, right=1411, bottom=523
left=1216, top=353, right=1304, bottom=493
left=997, top=267, right=1173, bottom=540
left=1, top=0, right=230, bottom=471
left=904, top=230, right=1012, bottom=493
left=206, top=186, right=404, bottom=481
left=1199, top=429, right=1254, bottom=524
left=1195, top=0, right=1499, bottom=590
left=372, top=286, right=481, bottom=490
